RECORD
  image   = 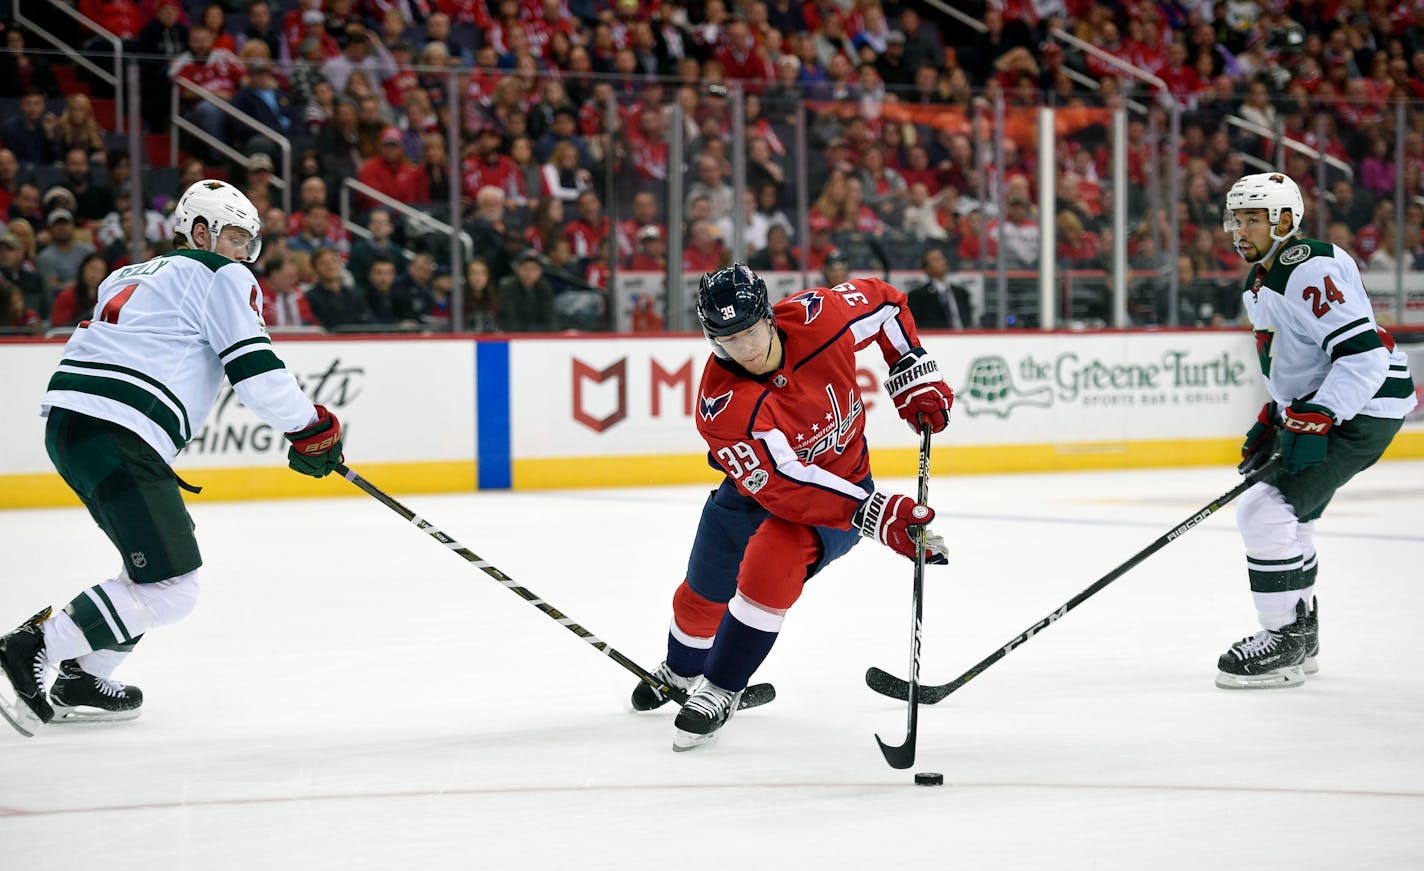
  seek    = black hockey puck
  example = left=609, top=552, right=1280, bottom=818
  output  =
left=914, top=772, right=944, bottom=786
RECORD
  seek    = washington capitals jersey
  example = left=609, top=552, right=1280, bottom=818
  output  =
left=1242, top=238, right=1415, bottom=421
left=696, top=277, right=925, bottom=529
left=41, top=248, right=317, bottom=464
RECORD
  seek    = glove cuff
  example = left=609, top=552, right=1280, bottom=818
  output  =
left=1282, top=400, right=1334, bottom=435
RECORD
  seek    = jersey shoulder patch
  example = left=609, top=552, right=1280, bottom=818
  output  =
left=163, top=248, right=234, bottom=272
left=1264, top=238, right=1333, bottom=290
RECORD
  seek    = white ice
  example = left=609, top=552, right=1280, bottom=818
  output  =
left=2, top=462, right=1422, bottom=870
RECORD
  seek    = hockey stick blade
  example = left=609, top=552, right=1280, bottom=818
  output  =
left=865, top=457, right=1281, bottom=705
left=738, top=683, right=776, bottom=710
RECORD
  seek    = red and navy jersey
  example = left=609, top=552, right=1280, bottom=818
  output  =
left=696, top=277, right=923, bottom=530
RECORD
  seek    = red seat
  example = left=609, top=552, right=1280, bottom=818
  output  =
left=145, top=132, right=173, bottom=167
left=52, top=64, right=92, bottom=96
left=90, top=98, right=116, bottom=130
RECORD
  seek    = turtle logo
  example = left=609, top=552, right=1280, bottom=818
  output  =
left=958, top=355, right=1054, bottom=417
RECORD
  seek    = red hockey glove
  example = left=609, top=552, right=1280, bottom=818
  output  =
left=286, top=404, right=344, bottom=478
left=884, top=347, right=954, bottom=434
left=1278, top=400, right=1333, bottom=475
left=852, top=491, right=949, bottom=564
left=1239, top=401, right=1278, bottom=475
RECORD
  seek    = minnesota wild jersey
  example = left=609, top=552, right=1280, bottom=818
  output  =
left=1242, top=238, right=1416, bottom=421
left=41, top=248, right=317, bottom=464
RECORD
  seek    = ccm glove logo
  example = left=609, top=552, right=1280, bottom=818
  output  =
left=1281, top=407, right=1333, bottom=434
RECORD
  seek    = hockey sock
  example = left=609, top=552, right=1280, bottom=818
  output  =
left=702, top=593, right=784, bottom=693
left=75, top=640, right=141, bottom=679
left=49, top=572, right=199, bottom=657
left=667, top=580, right=726, bottom=677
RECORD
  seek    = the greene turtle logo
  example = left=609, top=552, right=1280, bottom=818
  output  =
left=959, top=355, right=1053, bottom=417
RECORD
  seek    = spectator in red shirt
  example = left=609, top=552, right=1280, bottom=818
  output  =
left=617, top=191, right=665, bottom=263
left=461, top=127, right=521, bottom=205
left=169, top=25, right=245, bottom=151
left=48, top=252, right=107, bottom=329
left=682, top=220, right=725, bottom=272
left=565, top=190, right=609, bottom=261
left=259, top=255, right=315, bottom=328
left=79, top=0, right=143, bottom=39
left=626, top=225, right=666, bottom=271
left=358, top=126, right=431, bottom=208
left=715, top=18, right=774, bottom=90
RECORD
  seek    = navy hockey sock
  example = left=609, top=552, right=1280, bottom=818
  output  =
left=665, top=632, right=709, bottom=679
left=702, top=611, right=778, bottom=693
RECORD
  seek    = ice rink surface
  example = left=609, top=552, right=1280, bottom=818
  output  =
left=2, top=461, right=1422, bottom=870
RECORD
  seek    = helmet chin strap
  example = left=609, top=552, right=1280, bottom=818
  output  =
left=1238, top=221, right=1294, bottom=265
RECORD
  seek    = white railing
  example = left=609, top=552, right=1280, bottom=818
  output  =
left=1224, top=115, right=1354, bottom=180
left=15, top=0, right=124, bottom=133
left=339, top=177, right=473, bottom=257
left=170, top=78, right=292, bottom=214
left=1049, top=27, right=1169, bottom=92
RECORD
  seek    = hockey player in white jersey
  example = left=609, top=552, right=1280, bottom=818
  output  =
left=1219, top=172, right=1416, bottom=689
left=0, top=180, right=345, bottom=736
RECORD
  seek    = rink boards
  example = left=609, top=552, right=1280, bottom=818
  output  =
left=2, top=331, right=1422, bottom=507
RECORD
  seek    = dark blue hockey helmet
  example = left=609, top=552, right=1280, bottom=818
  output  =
left=697, top=263, right=772, bottom=356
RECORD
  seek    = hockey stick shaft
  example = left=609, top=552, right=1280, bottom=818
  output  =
left=867, top=455, right=1281, bottom=705
left=874, top=425, right=932, bottom=769
left=337, top=464, right=773, bottom=709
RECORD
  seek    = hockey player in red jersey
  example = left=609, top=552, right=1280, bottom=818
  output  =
left=632, top=263, right=954, bottom=751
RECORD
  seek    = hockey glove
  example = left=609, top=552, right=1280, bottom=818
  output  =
left=884, top=347, right=954, bottom=434
left=852, top=491, right=949, bottom=564
left=286, top=404, right=344, bottom=478
left=1278, top=400, right=1334, bottom=475
left=1239, top=401, right=1278, bottom=475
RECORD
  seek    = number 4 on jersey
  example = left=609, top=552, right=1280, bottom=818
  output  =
left=80, top=283, right=139, bottom=328
left=1302, top=275, right=1346, bottom=318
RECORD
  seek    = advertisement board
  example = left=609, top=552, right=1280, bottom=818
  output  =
left=0, top=339, right=477, bottom=507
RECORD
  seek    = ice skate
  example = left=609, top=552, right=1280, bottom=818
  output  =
left=672, top=680, right=742, bottom=751
left=0, top=608, right=56, bottom=737
left=50, top=659, right=143, bottom=723
left=631, top=661, right=698, bottom=711
left=1216, top=600, right=1312, bottom=689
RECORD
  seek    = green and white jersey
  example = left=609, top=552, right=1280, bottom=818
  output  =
left=42, top=248, right=317, bottom=464
left=1242, top=238, right=1416, bottom=422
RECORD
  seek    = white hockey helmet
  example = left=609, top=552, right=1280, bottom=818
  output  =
left=1222, top=172, right=1304, bottom=238
left=173, top=179, right=263, bottom=262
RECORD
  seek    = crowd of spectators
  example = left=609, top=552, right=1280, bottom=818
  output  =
left=3, top=0, right=1424, bottom=334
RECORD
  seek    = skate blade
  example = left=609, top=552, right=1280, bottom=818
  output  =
left=1215, top=665, right=1306, bottom=689
left=0, top=683, right=43, bottom=737
left=672, top=728, right=719, bottom=752
left=50, top=705, right=141, bottom=724
left=1303, top=655, right=1319, bottom=676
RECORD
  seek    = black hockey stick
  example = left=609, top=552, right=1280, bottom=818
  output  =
left=874, top=425, right=933, bottom=769
left=338, top=464, right=776, bottom=711
left=866, top=455, right=1282, bottom=705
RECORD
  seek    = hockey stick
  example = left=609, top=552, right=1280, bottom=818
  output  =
left=874, top=425, right=933, bottom=769
left=866, top=455, right=1282, bottom=705
left=337, top=464, right=776, bottom=711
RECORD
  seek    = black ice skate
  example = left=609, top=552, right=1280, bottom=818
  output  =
left=632, top=662, right=699, bottom=711
left=50, top=659, right=144, bottom=723
left=0, top=608, right=56, bottom=737
left=1216, top=600, right=1313, bottom=689
left=672, top=680, right=743, bottom=751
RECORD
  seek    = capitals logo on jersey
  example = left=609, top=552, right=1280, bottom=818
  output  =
left=788, top=290, right=824, bottom=325
left=794, top=383, right=863, bottom=464
left=699, top=389, right=734, bottom=422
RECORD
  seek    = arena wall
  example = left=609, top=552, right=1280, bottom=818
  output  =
left=3, top=331, right=1422, bottom=508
